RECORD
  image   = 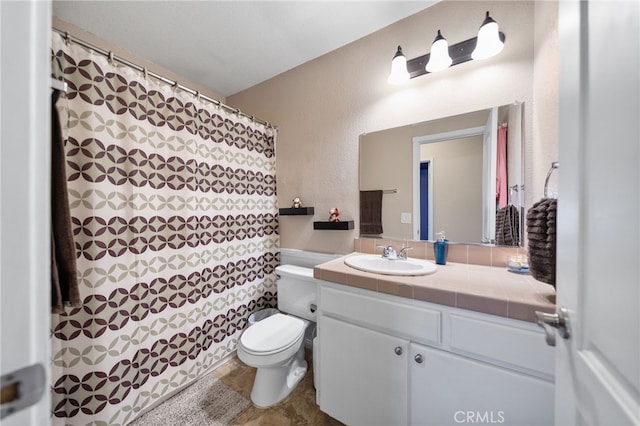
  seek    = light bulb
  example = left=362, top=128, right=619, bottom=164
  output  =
left=388, top=46, right=410, bottom=85
left=472, top=11, right=504, bottom=60
left=425, top=30, right=452, bottom=73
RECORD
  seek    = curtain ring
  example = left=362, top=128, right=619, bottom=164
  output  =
left=143, top=67, right=148, bottom=80
left=108, top=51, right=114, bottom=65
left=64, top=31, right=71, bottom=46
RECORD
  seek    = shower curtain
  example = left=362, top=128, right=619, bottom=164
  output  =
left=49, top=33, right=278, bottom=425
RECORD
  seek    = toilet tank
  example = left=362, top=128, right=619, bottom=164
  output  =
left=275, top=264, right=317, bottom=322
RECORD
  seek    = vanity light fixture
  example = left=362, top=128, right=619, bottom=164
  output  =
left=425, top=30, right=452, bottom=73
left=388, top=11, right=505, bottom=84
left=472, top=11, right=505, bottom=60
left=387, top=45, right=410, bottom=84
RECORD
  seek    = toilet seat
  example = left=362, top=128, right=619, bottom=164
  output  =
left=240, top=313, right=306, bottom=356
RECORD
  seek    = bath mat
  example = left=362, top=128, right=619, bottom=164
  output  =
left=128, top=374, right=251, bottom=426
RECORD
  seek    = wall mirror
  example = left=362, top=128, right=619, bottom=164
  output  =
left=359, top=103, right=523, bottom=246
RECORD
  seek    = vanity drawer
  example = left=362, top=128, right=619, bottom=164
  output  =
left=449, top=314, right=554, bottom=378
left=320, top=285, right=441, bottom=345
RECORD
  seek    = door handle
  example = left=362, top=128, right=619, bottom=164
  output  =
left=535, top=307, right=571, bottom=347
left=1, top=363, right=46, bottom=419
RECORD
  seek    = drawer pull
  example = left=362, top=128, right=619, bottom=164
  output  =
left=414, top=354, right=424, bottom=364
left=394, top=346, right=403, bottom=356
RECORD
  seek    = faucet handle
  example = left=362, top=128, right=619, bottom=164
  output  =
left=376, top=244, right=389, bottom=258
left=376, top=244, right=397, bottom=259
left=398, top=246, right=413, bottom=260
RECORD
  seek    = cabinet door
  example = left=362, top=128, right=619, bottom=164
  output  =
left=319, top=315, right=408, bottom=426
left=409, top=343, right=554, bottom=426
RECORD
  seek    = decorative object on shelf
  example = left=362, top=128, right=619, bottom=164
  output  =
left=292, top=197, right=303, bottom=208
left=328, top=207, right=341, bottom=222
left=388, top=11, right=506, bottom=84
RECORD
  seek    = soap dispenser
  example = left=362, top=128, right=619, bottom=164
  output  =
left=434, top=231, right=448, bottom=265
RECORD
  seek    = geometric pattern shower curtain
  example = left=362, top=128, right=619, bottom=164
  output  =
left=50, top=33, right=278, bottom=425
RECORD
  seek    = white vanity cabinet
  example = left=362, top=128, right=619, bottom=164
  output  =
left=319, top=316, right=408, bottom=425
left=316, top=281, right=555, bottom=426
left=409, top=343, right=554, bottom=425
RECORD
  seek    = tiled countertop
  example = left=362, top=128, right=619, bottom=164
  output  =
left=313, top=253, right=556, bottom=323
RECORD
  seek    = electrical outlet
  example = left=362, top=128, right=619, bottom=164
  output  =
left=400, top=212, right=412, bottom=224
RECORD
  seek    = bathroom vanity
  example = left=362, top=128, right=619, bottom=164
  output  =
left=313, top=253, right=556, bottom=426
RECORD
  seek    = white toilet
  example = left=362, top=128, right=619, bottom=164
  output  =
left=237, top=264, right=317, bottom=407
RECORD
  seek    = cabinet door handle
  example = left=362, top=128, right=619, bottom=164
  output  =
left=394, top=346, right=403, bottom=356
left=414, top=354, right=424, bottom=364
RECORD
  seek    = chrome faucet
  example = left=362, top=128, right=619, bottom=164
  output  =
left=377, top=245, right=413, bottom=260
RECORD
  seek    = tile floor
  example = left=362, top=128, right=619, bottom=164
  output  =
left=212, top=349, right=344, bottom=425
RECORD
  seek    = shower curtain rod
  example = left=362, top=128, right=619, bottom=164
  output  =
left=52, top=28, right=277, bottom=130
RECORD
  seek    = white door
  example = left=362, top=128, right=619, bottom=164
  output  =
left=0, top=0, right=51, bottom=424
left=481, top=107, right=497, bottom=243
left=554, top=0, right=639, bottom=424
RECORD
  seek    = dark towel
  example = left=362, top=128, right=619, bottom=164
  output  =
left=526, top=198, right=557, bottom=287
left=496, top=204, right=520, bottom=246
left=360, top=190, right=383, bottom=235
left=51, top=89, right=81, bottom=313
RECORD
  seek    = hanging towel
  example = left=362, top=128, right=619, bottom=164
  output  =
left=496, top=126, right=508, bottom=209
left=496, top=204, right=520, bottom=246
left=51, top=89, right=80, bottom=313
left=360, top=190, right=383, bottom=235
left=526, top=198, right=557, bottom=287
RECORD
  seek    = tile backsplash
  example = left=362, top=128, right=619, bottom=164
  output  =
left=354, top=237, right=526, bottom=268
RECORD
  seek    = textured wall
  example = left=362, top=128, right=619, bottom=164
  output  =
left=531, top=0, right=560, bottom=201
left=229, top=0, right=559, bottom=255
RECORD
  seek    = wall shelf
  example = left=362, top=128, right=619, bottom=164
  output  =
left=279, top=207, right=315, bottom=216
left=313, top=221, right=354, bottom=230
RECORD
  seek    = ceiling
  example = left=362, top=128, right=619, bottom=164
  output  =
left=52, top=1, right=436, bottom=97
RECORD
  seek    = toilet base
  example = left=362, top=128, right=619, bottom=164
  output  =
left=250, top=344, right=308, bottom=408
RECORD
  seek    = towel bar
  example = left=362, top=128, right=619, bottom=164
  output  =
left=543, top=162, right=558, bottom=198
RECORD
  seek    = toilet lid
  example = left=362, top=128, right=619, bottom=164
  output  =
left=240, top=313, right=306, bottom=354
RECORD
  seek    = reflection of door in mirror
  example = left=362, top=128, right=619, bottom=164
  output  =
left=481, top=107, right=498, bottom=244
left=414, top=131, right=484, bottom=242
left=419, top=160, right=432, bottom=240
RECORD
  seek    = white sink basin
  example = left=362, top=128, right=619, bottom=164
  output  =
left=344, top=254, right=437, bottom=276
